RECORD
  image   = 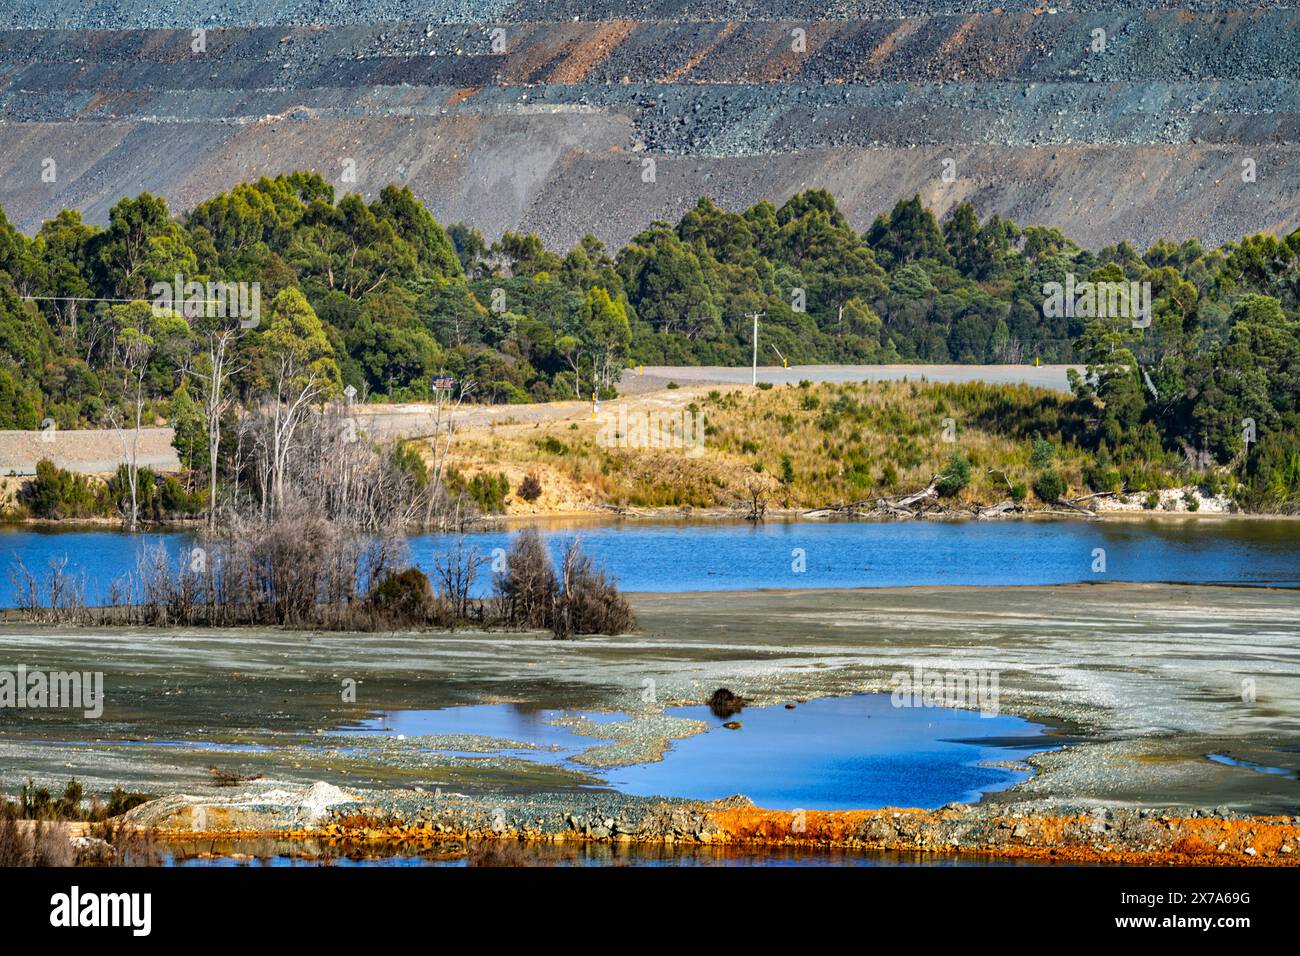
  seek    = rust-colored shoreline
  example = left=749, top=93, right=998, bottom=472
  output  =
left=149, top=807, right=1300, bottom=867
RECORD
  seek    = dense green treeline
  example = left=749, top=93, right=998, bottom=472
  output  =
left=1, top=174, right=1298, bottom=510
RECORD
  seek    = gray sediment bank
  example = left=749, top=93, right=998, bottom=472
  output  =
left=2, top=583, right=1297, bottom=815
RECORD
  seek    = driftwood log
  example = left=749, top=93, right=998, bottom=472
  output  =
left=975, top=499, right=1020, bottom=518
left=802, top=479, right=954, bottom=520
left=1054, top=496, right=1100, bottom=518
left=802, top=479, right=1107, bottom=522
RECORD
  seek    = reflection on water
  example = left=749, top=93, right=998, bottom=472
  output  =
left=2, top=517, right=1298, bottom=607
left=343, top=703, right=618, bottom=762
left=159, top=837, right=1063, bottom=868
left=1206, top=752, right=1298, bottom=778
left=610, top=695, right=1054, bottom=810
left=344, top=694, right=1057, bottom=810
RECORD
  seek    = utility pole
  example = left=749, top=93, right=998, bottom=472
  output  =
left=746, top=311, right=765, bottom=386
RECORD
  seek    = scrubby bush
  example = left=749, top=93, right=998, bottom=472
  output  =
left=935, top=452, right=970, bottom=497
left=159, top=476, right=204, bottom=516
left=22, top=459, right=104, bottom=519
left=494, top=528, right=634, bottom=638
left=2, top=777, right=142, bottom=823
left=517, top=473, right=543, bottom=502
left=367, top=567, right=434, bottom=624
left=1033, top=470, right=1066, bottom=503
left=495, top=527, right=557, bottom=629
left=0, top=777, right=156, bottom=866
left=467, top=472, right=510, bottom=512
left=553, top=539, right=636, bottom=639
left=0, top=812, right=74, bottom=867
left=1083, top=463, right=1122, bottom=493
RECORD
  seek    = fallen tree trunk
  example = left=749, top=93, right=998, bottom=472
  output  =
left=1071, top=490, right=1121, bottom=504
left=893, top=480, right=939, bottom=509
left=1054, top=497, right=1100, bottom=517
left=802, top=499, right=873, bottom=518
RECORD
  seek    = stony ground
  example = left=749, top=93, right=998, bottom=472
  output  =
left=119, top=779, right=1300, bottom=865
left=4, top=580, right=1297, bottom=862
left=3, top=583, right=1298, bottom=813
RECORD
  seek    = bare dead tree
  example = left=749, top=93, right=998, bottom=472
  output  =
left=422, top=377, right=475, bottom=528
left=264, top=343, right=330, bottom=517
left=189, top=325, right=245, bottom=530
left=433, top=539, right=486, bottom=622
left=104, top=328, right=153, bottom=531
left=743, top=475, right=777, bottom=522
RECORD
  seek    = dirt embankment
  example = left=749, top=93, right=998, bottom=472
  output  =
left=415, top=380, right=1252, bottom=519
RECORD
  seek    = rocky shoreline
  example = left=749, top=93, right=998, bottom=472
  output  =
left=121, top=781, right=1300, bottom=866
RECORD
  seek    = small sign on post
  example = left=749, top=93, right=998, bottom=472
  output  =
left=433, top=377, right=456, bottom=392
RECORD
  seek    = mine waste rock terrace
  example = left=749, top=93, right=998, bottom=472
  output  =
left=0, top=1, right=1296, bottom=249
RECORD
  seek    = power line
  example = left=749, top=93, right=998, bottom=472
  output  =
left=21, top=294, right=232, bottom=305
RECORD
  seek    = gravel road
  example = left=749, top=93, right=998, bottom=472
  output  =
left=0, top=428, right=180, bottom=476
left=621, top=364, right=1080, bottom=393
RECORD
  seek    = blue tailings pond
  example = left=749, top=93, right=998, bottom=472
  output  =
left=341, top=693, right=1057, bottom=811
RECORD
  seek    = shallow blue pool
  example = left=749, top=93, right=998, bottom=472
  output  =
left=343, top=694, right=1056, bottom=811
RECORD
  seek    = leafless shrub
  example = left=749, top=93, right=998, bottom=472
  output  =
left=432, top=539, right=486, bottom=624
left=465, top=839, right=540, bottom=867
left=554, top=538, right=637, bottom=639
left=7, top=498, right=631, bottom=639
left=0, top=806, right=21, bottom=865
left=494, top=531, right=634, bottom=639
left=89, top=509, right=409, bottom=630
left=8, top=557, right=38, bottom=618
left=91, top=821, right=161, bottom=866
left=6, top=555, right=88, bottom=624
left=233, top=403, right=465, bottom=532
